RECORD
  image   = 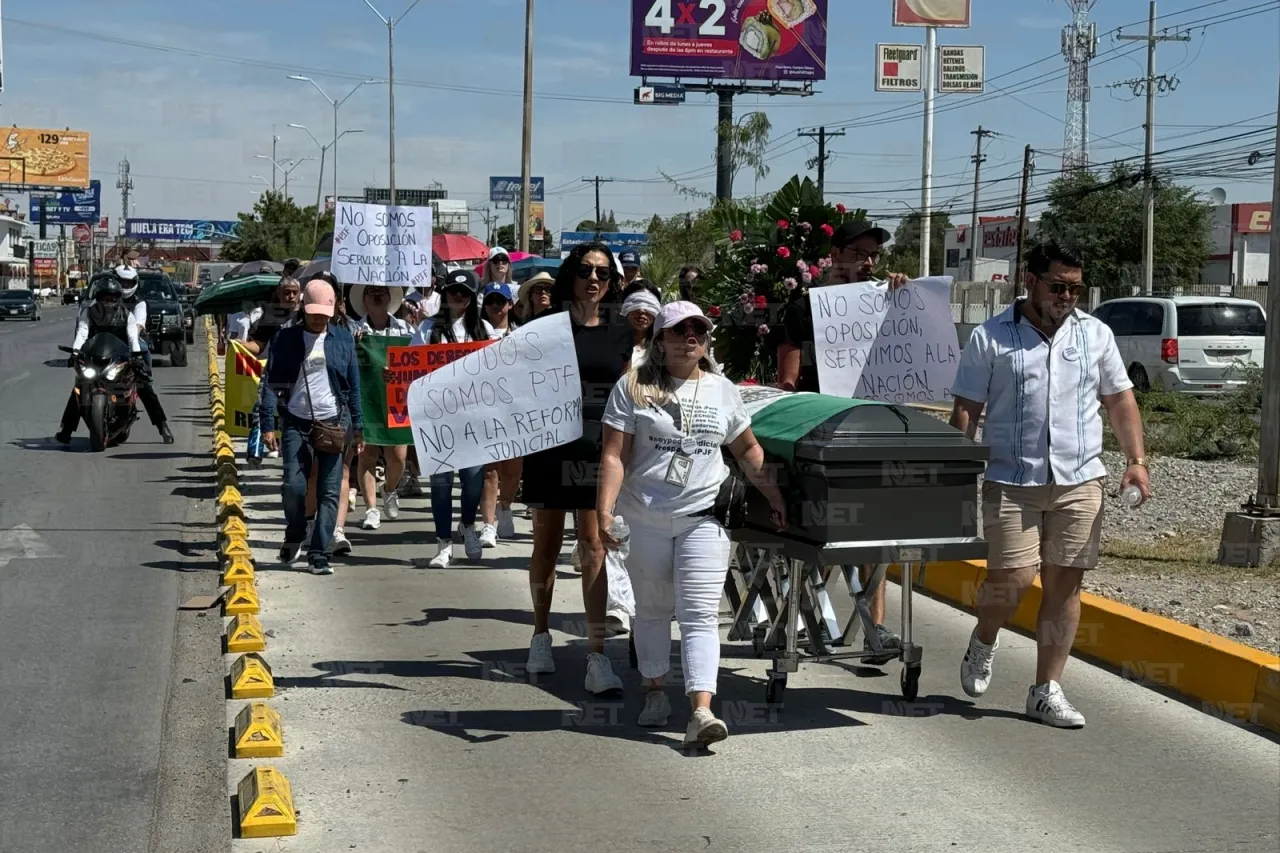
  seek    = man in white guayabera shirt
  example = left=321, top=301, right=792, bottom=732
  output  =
left=949, top=239, right=1151, bottom=729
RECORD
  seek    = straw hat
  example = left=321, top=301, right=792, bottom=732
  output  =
left=349, top=283, right=404, bottom=319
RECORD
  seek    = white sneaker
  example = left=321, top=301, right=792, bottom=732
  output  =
left=606, top=609, right=630, bottom=637
left=496, top=507, right=516, bottom=539
left=328, top=527, right=352, bottom=556
left=637, top=690, right=671, bottom=727
left=478, top=523, right=498, bottom=549
left=527, top=632, right=556, bottom=674
left=584, top=652, right=623, bottom=695
left=1026, top=680, right=1086, bottom=729
left=348, top=487, right=358, bottom=508
left=428, top=538, right=452, bottom=569
left=461, top=524, right=483, bottom=560
left=684, top=707, right=729, bottom=747
left=960, top=629, right=999, bottom=698
left=310, top=563, right=334, bottom=576
left=266, top=449, right=280, bottom=459
left=362, top=507, right=382, bottom=530
left=569, top=542, right=581, bottom=572
left=382, top=489, right=401, bottom=521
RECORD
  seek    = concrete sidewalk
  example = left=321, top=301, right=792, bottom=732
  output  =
left=225, top=445, right=1279, bottom=853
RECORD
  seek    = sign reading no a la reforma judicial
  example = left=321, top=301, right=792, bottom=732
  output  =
left=630, top=0, right=829, bottom=82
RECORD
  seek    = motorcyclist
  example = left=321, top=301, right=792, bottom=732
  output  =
left=116, top=265, right=154, bottom=373
left=55, top=272, right=174, bottom=445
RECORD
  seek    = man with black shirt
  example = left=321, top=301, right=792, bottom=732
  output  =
left=777, top=219, right=909, bottom=664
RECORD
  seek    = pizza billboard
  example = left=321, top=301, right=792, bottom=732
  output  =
left=0, top=127, right=91, bottom=189
left=893, top=0, right=972, bottom=28
left=631, top=0, right=829, bottom=83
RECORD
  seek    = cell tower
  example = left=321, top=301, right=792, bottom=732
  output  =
left=1061, top=1, right=1099, bottom=172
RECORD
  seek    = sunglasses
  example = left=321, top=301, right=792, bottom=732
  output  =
left=484, top=296, right=509, bottom=307
left=528, top=286, right=552, bottom=297
left=576, top=264, right=613, bottom=281
left=666, top=321, right=709, bottom=338
left=491, top=257, right=510, bottom=265
left=365, top=289, right=390, bottom=300
left=1044, top=281, right=1085, bottom=297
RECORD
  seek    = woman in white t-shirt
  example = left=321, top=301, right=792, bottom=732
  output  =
left=476, top=282, right=522, bottom=548
left=351, top=284, right=415, bottom=532
left=619, top=288, right=660, bottom=367
left=410, top=269, right=494, bottom=568
left=598, top=302, right=786, bottom=747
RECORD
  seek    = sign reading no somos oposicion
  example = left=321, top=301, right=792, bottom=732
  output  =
left=332, top=201, right=434, bottom=289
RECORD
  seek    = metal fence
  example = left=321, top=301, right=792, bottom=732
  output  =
left=949, top=281, right=1271, bottom=327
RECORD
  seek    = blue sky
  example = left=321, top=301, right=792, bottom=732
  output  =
left=2, top=0, right=1276, bottom=236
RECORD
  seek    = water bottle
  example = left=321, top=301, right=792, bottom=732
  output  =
left=1122, top=485, right=1143, bottom=509
left=611, top=516, right=631, bottom=560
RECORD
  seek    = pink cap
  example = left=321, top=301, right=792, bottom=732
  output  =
left=302, top=280, right=336, bottom=316
left=654, top=300, right=714, bottom=334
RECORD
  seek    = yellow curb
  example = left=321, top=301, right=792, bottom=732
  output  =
left=229, top=653, right=274, bottom=699
left=223, top=581, right=260, bottom=616
left=221, top=536, right=253, bottom=562
left=221, top=516, right=249, bottom=540
left=221, top=556, right=255, bottom=585
left=217, top=468, right=240, bottom=490
left=216, top=502, right=245, bottom=524
left=890, top=560, right=1280, bottom=733
left=235, top=766, right=296, bottom=838
left=233, top=703, right=284, bottom=759
left=225, top=614, right=267, bottom=654
left=217, top=485, right=243, bottom=508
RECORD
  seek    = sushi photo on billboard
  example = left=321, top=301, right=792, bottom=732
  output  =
left=893, top=0, right=972, bottom=28
left=631, top=0, right=828, bottom=83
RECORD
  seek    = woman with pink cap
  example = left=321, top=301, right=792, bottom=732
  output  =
left=598, top=301, right=786, bottom=746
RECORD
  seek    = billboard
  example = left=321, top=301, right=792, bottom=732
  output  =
left=0, top=127, right=91, bottom=189
left=630, top=0, right=828, bottom=82
left=560, top=231, right=649, bottom=252
left=529, top=202, right=546, bottom=242
left=893, top=0, right=971, bottom=27
left=1235, top=202, right=1272, bottom=234
left=876, top=44, right=923, bottom=92
left=489, top=177, right=545, bottom=204
left=936, top=45, right=984, bottom=92
left=125, top=219, right=241, bottom=241
left=364, top=187, right=448, bottom=206
left=29, top=180, right=101, bottom=224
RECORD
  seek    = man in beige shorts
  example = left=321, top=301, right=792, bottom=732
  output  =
left=949, top=240, right=1151, bottom=729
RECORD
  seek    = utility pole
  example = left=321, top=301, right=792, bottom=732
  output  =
left=967, top=126, right=996, bottom=281
left=1013, top=145, right=1035, bottom=292
left=798, top=126, right=846, bottom=200
left=116, top=158, right=132, bottom=249
left=519, top=0, right=535, bottom=253
left=582, top=176, right=614, bottom=233
left=272, top=129, right=279, bottom=192
left=919, top=25, right=937, bottom=278
left=363, top=0, right=423, bottom=207
left=1117, top=1, right=1191, bottom=295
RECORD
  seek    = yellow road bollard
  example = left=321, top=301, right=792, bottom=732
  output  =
left=236, top=767, right=296, bottom=838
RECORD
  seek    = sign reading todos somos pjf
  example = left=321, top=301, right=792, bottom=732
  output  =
left=631, top=0, right=829, bottom=82
left=332, top=201, right=434, bottom=289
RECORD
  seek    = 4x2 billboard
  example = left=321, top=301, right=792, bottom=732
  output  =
left=29, top=180, right=101, bottom=224
left=630, top=0, right=829, bottom=82
left=0, top=127, right=91, bottom=189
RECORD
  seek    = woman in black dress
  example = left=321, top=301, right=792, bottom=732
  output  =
left=521, top=242, right=632, bottom=694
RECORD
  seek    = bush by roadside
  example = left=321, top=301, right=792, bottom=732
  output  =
left=1106, top=365, right=1262, bottom=461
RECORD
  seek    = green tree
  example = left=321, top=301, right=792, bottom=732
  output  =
left=883, top=210, right=952, bottom=277
left=1037, top=165, right=1212, bottom=297
left=720, top=111, right=773, bottom=199
left=493, top=224, right=516, bottom=250
left=575, top=211, right=618, bottom=234
left=221, top=191, right=334, bottom=263
left=641, top=209, right=721, bottom=296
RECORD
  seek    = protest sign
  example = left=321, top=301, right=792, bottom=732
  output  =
left=406, top=312, right=583, bottom=474
left=356, top=335, right=414, bottom=446
left=332, top=201, right=434, bottom=289
left=811, top=277, right=959, bottom=404
left=224, top=341, right=265, bottom=437
left=385, top=341, right=491, bottom=428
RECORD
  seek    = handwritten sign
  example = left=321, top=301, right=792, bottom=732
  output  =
left=811, top=277, right=960, bottom=404
left=332, top=201, right=434, bottom=289
left=406, top=312, right=583, bottom=474
left=385, top=341, right=491, bottom=428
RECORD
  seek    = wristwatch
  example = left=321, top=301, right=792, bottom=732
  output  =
left=1128, top=457, right=1148, bottom=469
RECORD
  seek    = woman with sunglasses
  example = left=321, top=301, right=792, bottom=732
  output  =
left=475, top=282, right=522, bottom=548
left=481, top=246, right=513, bottom=290
left=598, top=302, right=786, bottom=745
left=351, top=284, right=414, bottom=531
left=515, top=271, right=554, bottom=323
left=521, top=242, right=633, bottom=694
left=411, top=269, right=494, bottom=568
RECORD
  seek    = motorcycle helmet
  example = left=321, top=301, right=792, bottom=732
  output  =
left=95, top=276, right=124, bottom=303
left=114, top=264, right=139, bottom=299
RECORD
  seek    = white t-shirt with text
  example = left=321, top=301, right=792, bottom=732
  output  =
left=602, top=371, right=750, bottom=518
left=287, top=331, right=340, bottom=421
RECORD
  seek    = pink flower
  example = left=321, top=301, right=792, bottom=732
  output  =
left=836, top=204, right=847, bottom=214
left=809, top=265, right=821, bottom=279
left=820, top=223, right=834, bottom=237
left=797, top=258, right=808, bottom=271
left=818, top=256, right=833, bottom=269
left=757, top=324, right=771, bottom=337
left=750, top=263, right=768, bottom=275
left=708, top=306, right=721, bottom=318
left=783, top=277, right=799, bottom=290
left=753, top=295, right=768, bottom=310
left=730, top=229, right=743, bottom=243
left=777, top=219, right=790, bottom=230
left=777, top=246, right=791, bottom=259
left=799, top=222, right=813, bottom=233
left=801, top=272, right=813, bottom=284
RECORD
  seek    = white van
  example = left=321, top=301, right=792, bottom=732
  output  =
left=1092, top=296, right=1266, bottom=396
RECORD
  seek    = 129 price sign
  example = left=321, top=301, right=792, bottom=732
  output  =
left=642, top=0, right=728, bottom=36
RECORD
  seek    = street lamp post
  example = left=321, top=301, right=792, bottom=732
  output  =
left=288, top=75, right=380, bottom=206
left=361, top=0, right=423, bottom=206
left=290, top=124, right=364, bottom=245
left=257, top=154, right=316, bottom=201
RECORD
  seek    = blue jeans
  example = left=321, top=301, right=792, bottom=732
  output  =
left=281, top=411, right=348, bottom=569
left=246, top=411, right=263, bottom=460
left=430, top=466, right=484, bottom=541
left=139, top=339, right=153, bottom=373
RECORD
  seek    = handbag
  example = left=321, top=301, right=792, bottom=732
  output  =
left=713, top=469, right=749, bottom=530
left=300, top=343, right=347, bottom=455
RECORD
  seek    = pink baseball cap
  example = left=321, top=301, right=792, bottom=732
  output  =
left=654, top=300, right=714, bottom=334
left=302, top=280, right=336, bottom=316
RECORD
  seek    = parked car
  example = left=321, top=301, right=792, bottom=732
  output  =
left=0, top=288, right=40, bottom=321
left=62, top=287, right=85, bottom=305
left=1092, top=296, right=1266, bottom=396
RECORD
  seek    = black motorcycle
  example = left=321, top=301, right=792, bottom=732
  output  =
left=58, top=334, right=141, bottom=452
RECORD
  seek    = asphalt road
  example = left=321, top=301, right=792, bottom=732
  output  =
left=0, top=306, right=226, bottom=853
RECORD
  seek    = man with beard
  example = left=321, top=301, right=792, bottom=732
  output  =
left=950, top=239, right=1150, bottom=728
left=776, top=219, right=909, bottom=665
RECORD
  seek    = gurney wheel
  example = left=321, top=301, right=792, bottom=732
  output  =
left=751, top=624, right=767, bottom=658
left=901, top=665, right=921, bottom=702
left=765, top=672, right=787, bottom=705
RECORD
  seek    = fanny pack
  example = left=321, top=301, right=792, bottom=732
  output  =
left=301, top=357, right=346, bottom=455
left=713, top=470, right=748, bottom=530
